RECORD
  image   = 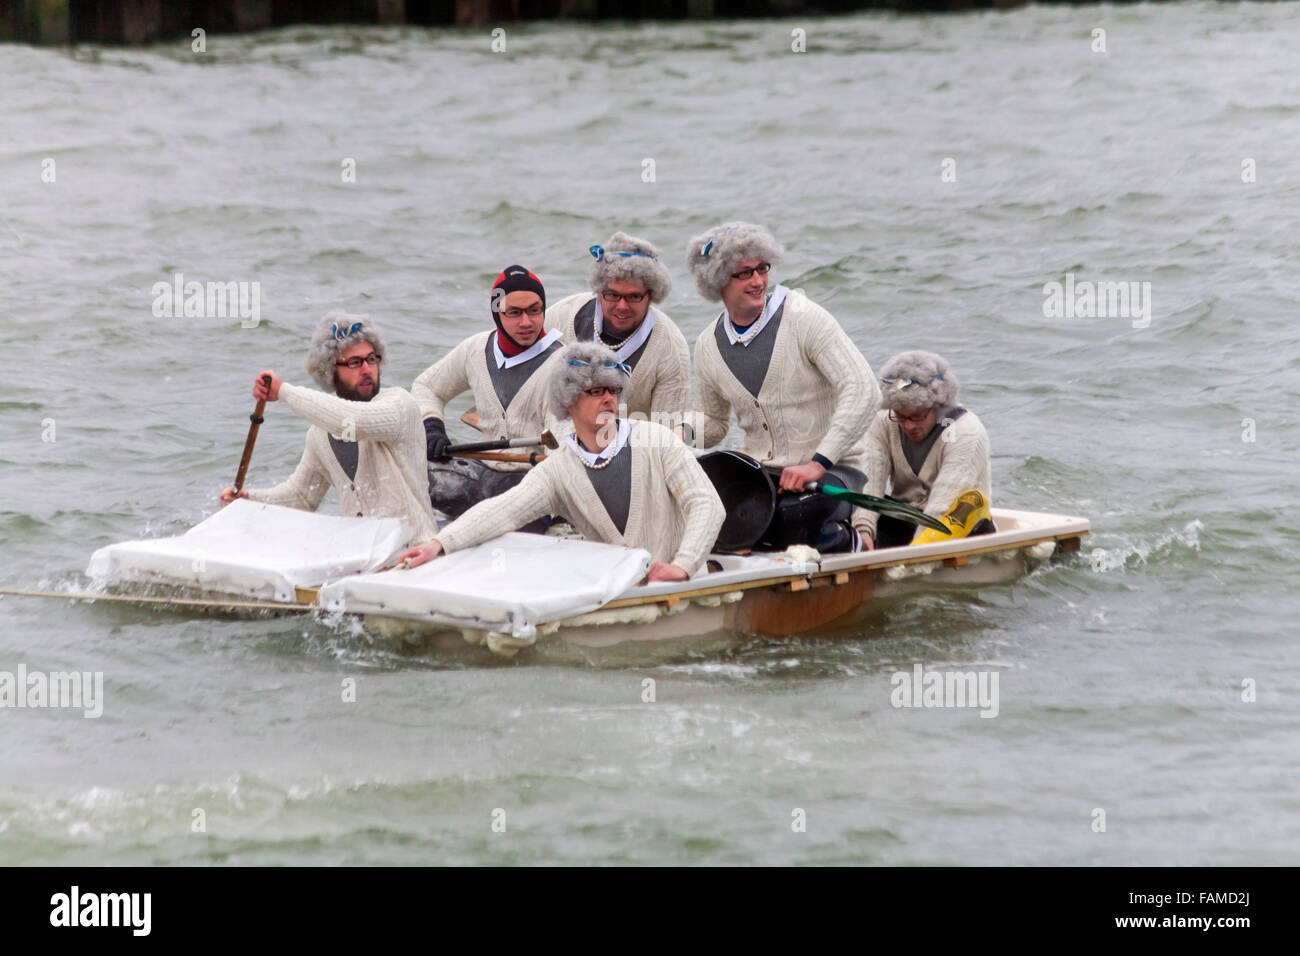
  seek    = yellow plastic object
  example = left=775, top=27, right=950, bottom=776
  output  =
left=911, top=489, right=991, bottom=545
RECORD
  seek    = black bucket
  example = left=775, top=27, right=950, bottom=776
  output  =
left=701, top=452, right=865, bottom=553
left=698, top=451, right=776, bottom=551
left=758, top=487, right=847, bottom=550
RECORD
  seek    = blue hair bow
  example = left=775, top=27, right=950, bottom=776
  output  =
left=332, top=321, right=363, bottom=341
left=567, top=357, right=631, bottom=375
left=701, top=225, right=735, bottom=258
left=882, top=373, right=942, bottom=388
left=589, top=245, right=656, bottom=263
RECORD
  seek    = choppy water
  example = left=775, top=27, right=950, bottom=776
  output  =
left=2, top=3, right=1298, bottom=865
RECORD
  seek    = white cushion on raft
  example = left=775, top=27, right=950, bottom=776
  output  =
left=86, top=499, right=410, bottom=602
left=317, top=532, right=651, bottom=638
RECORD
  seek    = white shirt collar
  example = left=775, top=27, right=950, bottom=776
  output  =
left=593, top=298, right=658, bottom=362
left=724, top=284, right=789, bottom=347
left=567, top=418, right=631, bottom=468
left=492, top=327, right=563, bottom=369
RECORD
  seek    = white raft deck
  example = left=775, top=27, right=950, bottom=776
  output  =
left=86, top=500, right=1089, bottom=655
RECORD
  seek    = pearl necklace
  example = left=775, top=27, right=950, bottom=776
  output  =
left=571, top=420, right=629, bottom=470
left=729, top=306, right=767, bottom=345
left=575, top=436, right=620, bottom=469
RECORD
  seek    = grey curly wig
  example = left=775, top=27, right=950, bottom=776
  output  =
left=587, top=232, right=672, bottom=303
left=548, top=341, right=630, bottom=420
left=305, top=312, right=389, bottom=391
left=879, top=351, right=960, bottom=413
left=684, top=221, right=784, bottom=302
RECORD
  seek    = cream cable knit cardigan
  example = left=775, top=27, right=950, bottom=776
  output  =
left=548, top=292, right=692, bottom=428
left=411, top=330, right=562, bottom=472
left=859, top=408, right=992, bottom=538
left=684, top=289, right=880, bottom=472
left=433, top=420, right=725, bottom=577
left=243, top=383, right=439, bottom=545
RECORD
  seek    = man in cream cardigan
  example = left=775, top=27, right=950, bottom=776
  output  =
left=219, top=313, right=439, bottom=547
left=399, top=342, right=725, bottom=582
left=413, top=265, right=564, bottom=519
left=861, top=350, right=993, bottom=548
left=547, top=231, right=691, bottom=429
left=679, top=222, right=881, bottom=552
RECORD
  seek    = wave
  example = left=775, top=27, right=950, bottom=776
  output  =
left=1085, top=520, right=1203, bottom=574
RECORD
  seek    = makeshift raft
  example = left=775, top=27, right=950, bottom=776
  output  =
left=80, top=498, right=1090, bottom=656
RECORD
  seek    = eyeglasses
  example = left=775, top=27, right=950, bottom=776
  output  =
left=582, top=386, right=623, bottom=398
left=730, top=263, right=771, bottom=281
left=888, top=409, right=933, bottom=426
left=567, top=358, right=632, bottom=375
left=500, top=304, right=544, bottom=319
left=600, top=290, right=649, bottom=305
left=336, top=353, right=381, bottom=370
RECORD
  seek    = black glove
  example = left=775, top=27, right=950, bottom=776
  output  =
left=424, top=418, right=451, bottom=461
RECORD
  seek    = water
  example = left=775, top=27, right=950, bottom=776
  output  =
left=2, top=4, right=1298, bottom=865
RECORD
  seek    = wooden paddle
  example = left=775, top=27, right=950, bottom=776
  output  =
left=456, top=450, right=546, bottom=465
left=233, top=374, right=271, bottom=493
left=805, top=482, right=952, bottom=534
left=460, top=408, right=481, bottom=431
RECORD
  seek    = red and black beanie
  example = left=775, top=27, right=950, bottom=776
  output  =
left=491, top=265, right=545, bottom=318
left=490, top=265, right=546, bottom=354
